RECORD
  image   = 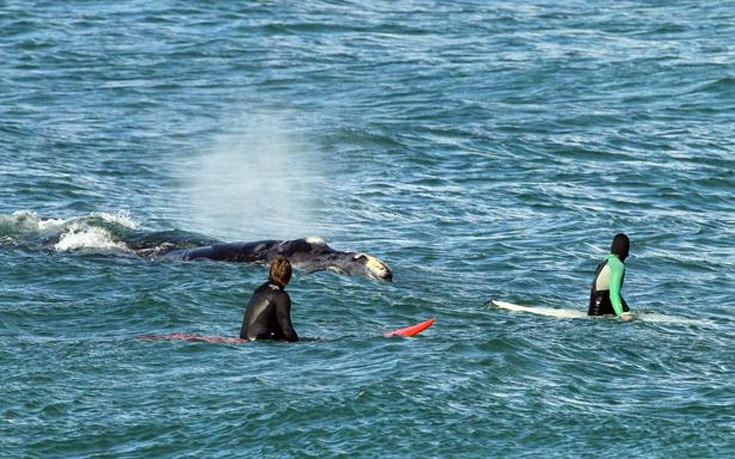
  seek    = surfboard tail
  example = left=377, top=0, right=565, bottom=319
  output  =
left=384, top=318, right=436, bottom=338
left=137, top=333, right=247, bottom=344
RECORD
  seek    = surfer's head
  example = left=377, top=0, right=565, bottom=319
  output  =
left=269, top=256, right=292, bottom=287
left=611, top=233, right=630, bottom=261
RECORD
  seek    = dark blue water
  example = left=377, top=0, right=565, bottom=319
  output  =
left=2, top=1, right=733, bottom=457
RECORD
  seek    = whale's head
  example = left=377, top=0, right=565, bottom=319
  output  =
left=352, top=253, right=393, bottom=282
left=285, top=238, right=394, bottom=282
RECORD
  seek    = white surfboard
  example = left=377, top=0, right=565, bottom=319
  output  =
left=491, top=300, right=588, bottom=319
left=490, top=300, right=709, bottom=325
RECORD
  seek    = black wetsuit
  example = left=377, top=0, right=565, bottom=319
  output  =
left=239, top=281, right=298, bottom=342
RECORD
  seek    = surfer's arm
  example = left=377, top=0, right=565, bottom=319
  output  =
left=275, top=293, right=299, bottom=342
left=608, top=261, right=627, bottom=316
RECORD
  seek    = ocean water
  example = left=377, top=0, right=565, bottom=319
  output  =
left=1, top=1, right=733, bottom=457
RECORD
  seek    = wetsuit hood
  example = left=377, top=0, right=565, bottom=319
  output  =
left=611, top=233, right=630, bottom=262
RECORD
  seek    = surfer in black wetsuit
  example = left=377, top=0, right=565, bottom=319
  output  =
left=239, top=257, right=299, bottom=342
left=588, top=233, right=633, bottom=319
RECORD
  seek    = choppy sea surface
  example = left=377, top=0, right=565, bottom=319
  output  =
left=1, top=1, right=733, bottom=457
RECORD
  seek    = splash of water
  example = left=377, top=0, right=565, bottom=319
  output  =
left=89, top=210, right=139, bottom=230
left=0, top=210, right=138, bottom=252
left=181, top=112, right=326, bottom=240
left=54, top=224, right=131, bottom=252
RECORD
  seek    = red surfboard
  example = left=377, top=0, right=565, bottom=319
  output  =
left=138, top=318, right=436, bottom=343
left=384, top=318, right=436, bottom=338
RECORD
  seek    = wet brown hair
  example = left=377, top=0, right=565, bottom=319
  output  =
left=269, top=256, right=292, bottom=287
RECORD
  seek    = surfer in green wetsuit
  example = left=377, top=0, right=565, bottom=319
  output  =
left=588, top=233, right=633, bottom=319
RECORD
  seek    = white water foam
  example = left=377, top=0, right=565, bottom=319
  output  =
left=54, top=224, right=131, bottom=252
left=89, top=210, right=139, bottom=229
left=0, top=210, right=65, bottom=232
left=0, top=209, right=137, bottom=252
left=1, top=210, right=137, bottom=232
left=55, top=211, right=137, bottom=252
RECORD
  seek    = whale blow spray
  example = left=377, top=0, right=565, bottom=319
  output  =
left=183, top=113, right=326, bottom=240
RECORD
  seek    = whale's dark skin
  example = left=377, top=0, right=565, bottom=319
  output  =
left=153, top=237, right=393, bottom=282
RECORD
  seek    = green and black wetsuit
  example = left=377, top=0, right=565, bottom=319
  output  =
left=588, top=254, right=630, bottom=316
left=588, top=233, right=632, bottom=317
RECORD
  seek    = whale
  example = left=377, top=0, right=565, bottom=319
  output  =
left=143, top=236, right=393, bottom=282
